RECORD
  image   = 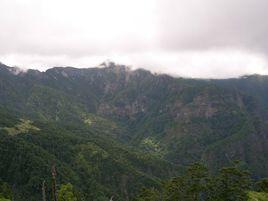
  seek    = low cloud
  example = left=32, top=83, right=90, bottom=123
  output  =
left=0, top=0, right=267, bottom=78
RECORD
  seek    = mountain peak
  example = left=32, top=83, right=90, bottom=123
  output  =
left=99, top=61, right=131, bottom=72
left=0, top=62, right=27, bottom=75
left=8, top=66, right=27, bottom=75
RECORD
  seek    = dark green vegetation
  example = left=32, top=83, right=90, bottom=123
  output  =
left=135, top=162, right=253, bottom=201
left=0, top=62, right=268, bottom=200
left=248, top=191, right=268, bottom=201
left=0, top=109, right=174, bottom=200
left=0, top=181, right=12, bottom=201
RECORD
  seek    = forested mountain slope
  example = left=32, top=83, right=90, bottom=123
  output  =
left=0, top=62, right=268, bottom=200
left=0, top=108, right=175, bottom=201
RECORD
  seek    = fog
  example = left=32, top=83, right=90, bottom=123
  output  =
left=0, top=0, right=267, bottom=78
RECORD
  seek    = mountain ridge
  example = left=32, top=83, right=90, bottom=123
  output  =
left=3, top=61, right=268, bottom=80
left=0, top=61, right=268, bottom=200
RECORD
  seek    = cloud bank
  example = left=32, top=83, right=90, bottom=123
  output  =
left=0, top=0, right=268, bottom=78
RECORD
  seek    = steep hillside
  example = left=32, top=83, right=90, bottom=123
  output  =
left=0, top=61, right=267, bottom=182
left=0, top=108, right=175, bottom=201
left=212, top=75, right=268, bottom=120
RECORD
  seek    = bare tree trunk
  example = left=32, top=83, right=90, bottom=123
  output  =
left=42, top=180, right=47, bottom=201
left=51, top=164, right=58, bottom=201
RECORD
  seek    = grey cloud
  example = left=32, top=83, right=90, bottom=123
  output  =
left=157, top=0, right=268, bottom=54
left=0, top=0, right=268, bottom=78
left=1, top=0, right=268, bottom=56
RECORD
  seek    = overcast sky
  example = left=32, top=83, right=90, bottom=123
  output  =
left=0, top=0, right=268, bottom=78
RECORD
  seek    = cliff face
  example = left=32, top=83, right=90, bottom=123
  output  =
left=0, top=62, right=267, bottom=178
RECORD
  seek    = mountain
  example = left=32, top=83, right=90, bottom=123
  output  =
left=0, top=62, right=268, bottom=200
left=0, top=107, right=176, bottom=201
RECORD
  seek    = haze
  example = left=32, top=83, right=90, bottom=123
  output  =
left=1, top=0, right=268, bottom=78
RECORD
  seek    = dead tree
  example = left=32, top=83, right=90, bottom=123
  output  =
left=51, top=164, right=58, bottom=201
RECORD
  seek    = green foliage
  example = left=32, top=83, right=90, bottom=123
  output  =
left=134, top=188, right=161, bottom=201
left=256, top=178, right=268, bottom=193
left=58, top=183, right=78, bottom=201
left=140, top=137, right=164, bottom=155
left=135, top=163, right=252, bottom=201
left=0, top=182, right=12, bottom=201
left=0, top=111, right=173, bottom=201
left=1, top=119, right=40, bottom=136
left=248, top=191, right=268, bottom=201
left=0, top=198, right=11, bottom=201
left=0, top=63, right=268, bottom=200
left=210, top=162, right=251, bottom=201
left=162, top=163, right=209, bottom=201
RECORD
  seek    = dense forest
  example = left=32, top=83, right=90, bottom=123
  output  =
left=0, top=62, right=268, bottom=200
left=135, top=162, right=268, bottom=201
left=1, top=160, right=268, bottom=200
